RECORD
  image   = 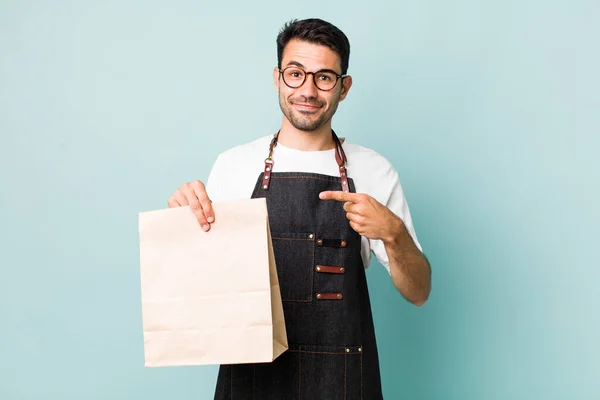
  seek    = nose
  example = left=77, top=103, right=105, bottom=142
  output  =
left=295, top=73, right=319, bottom=98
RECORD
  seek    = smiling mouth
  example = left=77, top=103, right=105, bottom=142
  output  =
left=293, top=103, right=321, bottom=112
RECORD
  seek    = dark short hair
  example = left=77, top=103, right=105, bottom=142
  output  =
left=276, top=18, right=351, bottom=75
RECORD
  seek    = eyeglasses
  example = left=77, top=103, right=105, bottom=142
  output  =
left=279, top=66, right=345, bottom=91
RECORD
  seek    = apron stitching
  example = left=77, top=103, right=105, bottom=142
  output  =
left=298, top=350, right=302, bottom=400
left=271, top=176, right=344, bottom=182
left=271, top=238, right=313, bottom=241
left=310, top=239, right=315, bottom=301
left=361, top=350, right=364, bottom=400
left=289, top=350, right=362, bottom=355
left=344, top=352, right=348, bottom=400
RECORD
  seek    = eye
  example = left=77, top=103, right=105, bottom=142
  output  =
left=285, top=68, right=304, bottom=80
left=317, top=73, right=334, bottom=81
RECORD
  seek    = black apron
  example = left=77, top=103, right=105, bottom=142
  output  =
left=214, top=131, right=383, bottom=399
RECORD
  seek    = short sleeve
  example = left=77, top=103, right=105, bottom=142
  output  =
left=205, top=154, right=228, bottom=203
left=204, top=148, right=265, bottom=203
left=369, top=169, right=423, bottom=274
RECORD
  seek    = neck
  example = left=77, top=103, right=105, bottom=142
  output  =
left=277, top=118, right=336, bottom=151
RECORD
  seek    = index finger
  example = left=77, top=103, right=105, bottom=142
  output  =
left=191, top=181, right=214, bottom=223
left=319, top=190, right=360, bottom=203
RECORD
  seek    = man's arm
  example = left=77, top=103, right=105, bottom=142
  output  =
left=381, top=214, right=431, bottom=306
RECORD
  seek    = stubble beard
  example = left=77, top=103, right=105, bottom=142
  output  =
left=278, top=91, right=341, bottom=132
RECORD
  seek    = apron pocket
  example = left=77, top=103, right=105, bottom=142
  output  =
left=315, top=244, right=349, bottom=296
left=294, top=344, right=363, bottom=400
left=271, top=232, right=315, bottom=302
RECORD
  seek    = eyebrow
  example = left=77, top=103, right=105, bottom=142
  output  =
left=285, top=60, right=341, bottom=76
left=285, top=60, right=305, bottom=69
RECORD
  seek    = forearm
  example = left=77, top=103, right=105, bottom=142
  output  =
left=382, top=217, right=431, bottom=306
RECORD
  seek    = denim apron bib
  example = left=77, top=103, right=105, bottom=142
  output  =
left=214, top=131, right=383, bottom=399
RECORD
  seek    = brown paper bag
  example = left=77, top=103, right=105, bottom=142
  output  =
left=138, top=197, right=288, bottom=367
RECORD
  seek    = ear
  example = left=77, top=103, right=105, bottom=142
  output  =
left=339, top=75, right=353, bottom=102
left=273, top=67, right=280, bottom=92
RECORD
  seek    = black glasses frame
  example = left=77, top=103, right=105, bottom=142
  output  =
left=278, top=66, right=346, bottom=91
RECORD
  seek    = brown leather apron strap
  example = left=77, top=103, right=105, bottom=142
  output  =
left=261, top=131, right=280, bottom=190
left=332, top=130, right=349, bottom=193
left=262, top=130, right=349, bottom=192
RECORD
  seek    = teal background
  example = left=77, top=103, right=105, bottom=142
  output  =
left=1, top=0, right=599, bottom=399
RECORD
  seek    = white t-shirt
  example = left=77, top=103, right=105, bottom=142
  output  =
left=206, top=135, right=422, bottom=274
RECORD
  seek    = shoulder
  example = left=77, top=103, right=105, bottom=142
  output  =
left=207, top=135, right=272, bottom=203
left=342, top=140, right=399, bottom=201
left=343, top=141, right=396, bottom=174
left=214, top=135, right=272, bottom=165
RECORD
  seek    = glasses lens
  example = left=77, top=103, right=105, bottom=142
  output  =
left=314, top=71, right=338, bottom=90
left=283, top=67, right=305, bottom=88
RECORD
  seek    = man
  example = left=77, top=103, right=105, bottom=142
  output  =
left=168, top=18, right=431, bottom=400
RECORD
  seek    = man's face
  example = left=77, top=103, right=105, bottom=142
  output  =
left=274, top=39, right=352, bottom=132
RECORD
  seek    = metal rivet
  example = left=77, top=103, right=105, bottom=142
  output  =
left=336, top=293, right=342, bottom=299
left=340, top=267, right=345, bottom=273
left=341, top=173, right=345, bottom=176
left=316, top=293, right=322, bottom=299
left=309, top=234, right=314, bottom=239
left=263, top=185, right=268, bottom=189
left=341, top=241, right=347, bottom=248
left=266, top=167, right=271, bottom=171
left=264, top=176, right=269, bottom=180
left=342, top=181, right=347, bottom=185
left=345, top=348, right=350, bottom=353
left=317, top=239, right=323, bottom=246
left=316, top=266, right=321, bottom=272
left=358, top=347, right=362, bottom=352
